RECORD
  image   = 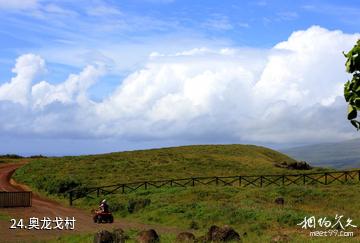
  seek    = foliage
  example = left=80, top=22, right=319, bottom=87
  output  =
left=344, top=39, right=360, bottom=130
left=0, top=154, right=23, bottom=159
left=29, top=154, right=47, bottom=158
left=31, top=175, right=82, bottom=195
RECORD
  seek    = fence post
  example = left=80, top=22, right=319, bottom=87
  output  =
left=216, top=177, right=219, bottom=185
left=325, top=173, right=328, bottom=185
left=96, top=188, right=100, bottom=197
left=144, top=182, right=148, bottom=190
left=69, top=191, right=73, bottom=206
left=170, top=180, right=173, bottom=187
left=122, top=184, right=125, bottom=194
left=192, top=178, right=195, bottom=187
left=303, top=174, right=306, bottom=185
left=345, top=172, right=348, bottom=183
left=260, top=176, right=263, bottom=187
left=239, top=176, right=241, bottom=187
left=282, top=175, right=285, bottom=186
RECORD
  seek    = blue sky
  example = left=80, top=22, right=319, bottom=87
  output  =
left=0, top=0, right=359, bottom=155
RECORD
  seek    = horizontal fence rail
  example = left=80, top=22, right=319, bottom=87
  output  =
left=68, top=170, right=360, bottom=205
left=0, top=191, right=32, bottom=207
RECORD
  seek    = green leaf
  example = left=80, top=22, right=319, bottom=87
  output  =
left=344, top=40, right=360, bottom=130
left=346, top=58, right=353, bottom=73
left=350, top=120, right=360, bottom=131
left=355, top=98, right=360, bottom=107
left=344, top=92, right=351, bottom=102
left=356, top=86, right=360, bottom=93
left=348, top=105, right=357, bottom=120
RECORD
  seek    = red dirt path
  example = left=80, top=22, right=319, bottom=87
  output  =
left=0, top=162, right=186, bottom=242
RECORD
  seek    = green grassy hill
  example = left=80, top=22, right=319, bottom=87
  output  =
left=13, top=144, right=302, bottom=190
left=281, top=138, right=360, bottom=169
left=12, top=145, right=360, bottom=242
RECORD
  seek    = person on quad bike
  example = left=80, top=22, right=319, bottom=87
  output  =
left=99, top=199, right=109, bottom=213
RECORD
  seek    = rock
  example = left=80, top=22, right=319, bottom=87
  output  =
left=275, top=197, right=285, bottom=205
left=275, top=161, right=312, bottom=170
left=113, top=228, right=128, bottom=243
left=205, top=225, right=241, bottom=242
left=270, top=234, right=290, bottom=242
left=288, top=161, right=312, bottom=170
left=94, top=230, right=114, bottom=243
left=128, top=199, right=151, bottom=213
left=176, top=232, right=196, bottom=242
left=136, top=229, right=160, bottom=243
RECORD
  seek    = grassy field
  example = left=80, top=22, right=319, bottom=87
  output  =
left=11, top=144, right=360, bottom=242
left=13, top=144, right=313, bottom=195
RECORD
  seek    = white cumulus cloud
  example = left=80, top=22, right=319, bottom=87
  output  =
left=32, top=65, right=105, bottom=108
left=0, top=26, right=359, bottom=147
left=0, top=54, right=45, bottom=105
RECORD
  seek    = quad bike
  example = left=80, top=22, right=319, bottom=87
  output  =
left=92, top=209, right=114, bottom=223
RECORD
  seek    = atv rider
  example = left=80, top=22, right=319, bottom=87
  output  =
left=99, top=199, right=109, bottom=213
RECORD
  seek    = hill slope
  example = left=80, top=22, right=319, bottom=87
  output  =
left=14, top=144, right=300, bottom=191
left=281, top=138, right=360, bottom=169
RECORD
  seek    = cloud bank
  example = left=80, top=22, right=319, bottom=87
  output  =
left=0, top=26, right=359, bottom=150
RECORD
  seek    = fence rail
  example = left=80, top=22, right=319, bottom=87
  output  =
left=0, top=191, right=32, bottom=207
left=68, top=170, right=360, bottom=205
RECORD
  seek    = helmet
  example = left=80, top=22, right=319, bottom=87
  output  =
left=102, top=199, right=106, bottom=203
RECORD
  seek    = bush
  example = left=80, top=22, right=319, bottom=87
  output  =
left=189, top=220, right=199, bottom=230
left=34, top=176, right=82, bottom=195
left=109, top=201, right=127, bottom=214
left=0, top=154, right=23, bottom=159
left=128, top=199, right=151, bottom=213
left=29, top=155, right=47, bottom=159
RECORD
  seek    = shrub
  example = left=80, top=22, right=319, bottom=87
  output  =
left=29, top=155, right=47, bottom=159
left=109, top=201, right=127, bottom=214
left=0, top=154, right=23, bottom=159
left=189, top=220, right=199, bottom=230
left=127, top=199, right=151, bottom=213
left=35, top=177, right=82, bottom=195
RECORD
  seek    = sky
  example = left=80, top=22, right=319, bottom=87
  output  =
left=0, top=0, right=360, bottom=155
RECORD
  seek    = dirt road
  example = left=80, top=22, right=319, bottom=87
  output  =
left=0, top=162, right=185, bottom=242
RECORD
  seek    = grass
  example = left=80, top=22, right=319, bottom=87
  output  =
left=73, top=184, right=360, bottom=239
left=12, top=144, right=316, bottom=191
left=34, top=233, right=93, bottom=243
left=31, top=227, right=360, bottom=243
left=0, top=212, right=11, bottom=221
left=10, top=144, right=360, bottom=242
left=34, top=231, right=177, bottom=243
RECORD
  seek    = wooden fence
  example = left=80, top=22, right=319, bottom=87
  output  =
left=68, top=170, right=360, bottom=205
left=0, top=191, right=32, bottom=207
